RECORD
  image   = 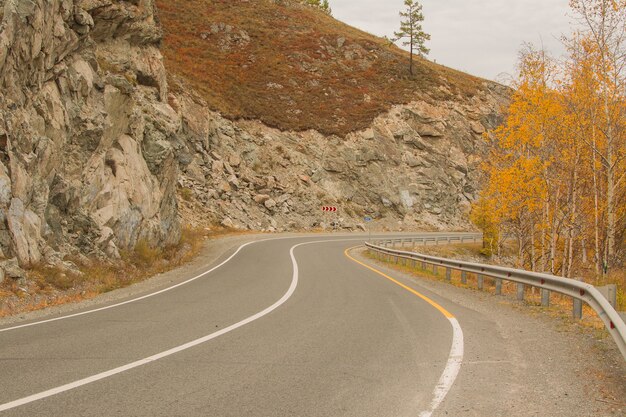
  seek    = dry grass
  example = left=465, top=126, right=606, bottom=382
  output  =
left=0, top=226, right=235, bottom=318
left=156, top=0, right=486, bottom=136
left=363, top=249, right=610, bottom=331
left=366, top=239, right=626, bottom=329
left=180, top=187, right=194, bottom=201
left=406, top=242, right=626, bottom=311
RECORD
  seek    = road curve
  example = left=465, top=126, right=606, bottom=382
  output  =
left=0, top=233, right=615, bottom=416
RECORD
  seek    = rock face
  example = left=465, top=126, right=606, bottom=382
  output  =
left=0, top=0, right=181, bottom=268
left=0, top=0, right=508, bottom=275
left=173, top=81, right=508, bottom=232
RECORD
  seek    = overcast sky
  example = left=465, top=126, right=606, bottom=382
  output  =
left=331, top=0, right=573, bottom=82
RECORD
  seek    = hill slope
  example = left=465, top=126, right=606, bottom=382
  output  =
left=156, top=0, right=484, bottom=136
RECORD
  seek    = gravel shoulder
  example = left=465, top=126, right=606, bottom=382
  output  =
left=352, top=247, right=626, bottom=417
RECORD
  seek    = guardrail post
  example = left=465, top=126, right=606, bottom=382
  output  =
left=461, top=271, right=467, bottom=285
left=517, top=283, right=525, bottom=301
left=573, top=298, right=583, bottom=320
left=445, top=268, right=451, bottom=282
left=477, top=274, right=484, bottom=290
left=447, top=236, right=451, bottom=244
left=495, top=279, right=502, bottom=295
left=433, top=264, right=438, bottom=275
left=597, top=284, right=617, bottom=308
left=541, top=289, right=550, bottom=307
left=421, top=261, right=426, bottom=270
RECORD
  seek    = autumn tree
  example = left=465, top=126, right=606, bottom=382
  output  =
left=474, top=46, right=561, bottom=271
left=568, top=0, right=626, bottom=272
left=473, top=1, right=625, bottom=283
left=394, top=0, right=430, bottom=75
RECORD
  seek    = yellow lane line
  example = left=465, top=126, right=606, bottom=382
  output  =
left=344, top=246, right=455, bottom=319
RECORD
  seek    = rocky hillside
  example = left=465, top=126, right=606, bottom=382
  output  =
left=0, top=0, right=507, bottom=282
left=172, top=85, right=507, bottom=233
left=0, top=0, right=182, bottom=277
left=162, top=0, right=509, bottom=232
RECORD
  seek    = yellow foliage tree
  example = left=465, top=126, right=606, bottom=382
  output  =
left=474, top=1, right=625, bottom=280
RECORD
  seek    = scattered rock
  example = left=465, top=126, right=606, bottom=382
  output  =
left=1, top=258, right=26, bottom=279
left=221, top=217, right=235, bottom=229
left=254, top=194, right=271, bottom=204
left=228, top=154, right=242, bottom=167
left=264, top=199, right=277, bottom=209
left=362, top=128, right=375, bottom=140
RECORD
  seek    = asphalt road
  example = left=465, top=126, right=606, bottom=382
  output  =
left=0, top=233, right=618, bottom=416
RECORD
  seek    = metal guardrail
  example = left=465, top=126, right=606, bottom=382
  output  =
left=366, top=238, right=626, bottom=361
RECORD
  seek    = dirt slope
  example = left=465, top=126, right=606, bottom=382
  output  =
left=156, top=0, right=485, bottom=136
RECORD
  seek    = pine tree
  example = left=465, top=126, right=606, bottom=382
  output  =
left=394, top=0, right=430, bottom=75
left=303, top=0, right=332, bottom=15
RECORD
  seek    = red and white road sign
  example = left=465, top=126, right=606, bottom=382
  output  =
left=321, top=206, right=338, bottom=212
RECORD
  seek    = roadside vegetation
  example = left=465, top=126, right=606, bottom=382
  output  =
left=472, top=0, right=625, bottom=300
left=156, top=0, right=484, bottom=136
left=0, top=227, right=241, bottom=318
left=402, top=242, right=624, bottom=311
left=364, top=243, right=622, bottom=329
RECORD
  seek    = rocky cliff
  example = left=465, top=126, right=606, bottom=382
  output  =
left=172, top=80, right=507, bottom=233
left=0, top=0, right=181, bottom=277
left=0, top=0, right=508, bottom=280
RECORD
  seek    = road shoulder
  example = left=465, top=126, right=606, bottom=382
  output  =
left=0, top=233, right=274, bottom=327
left=350, top=247, right=626, bottom=417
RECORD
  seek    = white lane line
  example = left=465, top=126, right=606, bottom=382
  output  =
left=0, top=238, right=280, bottom=333
left=345, top=248, right=464, bottom=417
left=0, top=233, right=468, bottom=333
left=0, top=239, right=340, bottom=412
left=419, top=317, right=464, bottom=417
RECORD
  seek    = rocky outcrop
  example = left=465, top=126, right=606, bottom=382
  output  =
left=172, top=81, right=508, bottom=232
left=0, top=0, right=508, bottom=281
left=0, top=0, right=181, bottom=270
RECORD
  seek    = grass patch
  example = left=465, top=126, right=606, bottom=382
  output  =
left=408, top=242, right=626, bottom=311
left=180, top=187, right=194, bottom=201
left=0, top=226, right=231, bottom=318
left=364, top=243, right=624, bottom=330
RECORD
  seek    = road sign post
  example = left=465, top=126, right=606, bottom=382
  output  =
left=364, top=216, right=373, bottom=242
left=321, top=206, right=339, bottom=230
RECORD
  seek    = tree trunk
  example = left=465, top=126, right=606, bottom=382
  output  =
left=409, top=33, right=414, bottom=75
left=591, top=127, right=602, bottom=275
left=530, top=224, right=532, bottom=272
left=541, top=201, right=548, bottom=272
